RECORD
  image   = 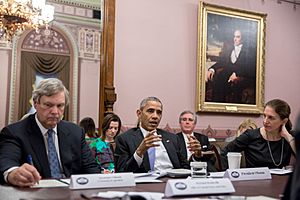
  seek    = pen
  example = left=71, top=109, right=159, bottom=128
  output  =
left=27, top=154, right=39, bottom=184
left=27, top=154, right=33, bottom=165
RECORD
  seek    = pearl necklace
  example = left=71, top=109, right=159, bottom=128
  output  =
left=266, top=137, right=284, bottom=167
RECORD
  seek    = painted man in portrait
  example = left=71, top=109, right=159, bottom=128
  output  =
left=206, top=29, right=257, bottom=104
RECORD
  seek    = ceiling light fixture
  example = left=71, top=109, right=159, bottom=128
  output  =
left=0, top=0, right=54, bottom=41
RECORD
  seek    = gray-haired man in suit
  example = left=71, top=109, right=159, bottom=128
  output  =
left=0, top=78, right=99, bottom=187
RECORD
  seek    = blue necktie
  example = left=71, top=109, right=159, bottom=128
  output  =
left=47, top=129, right=61, bottom=178
left=148, top=147, right=156, bottom=171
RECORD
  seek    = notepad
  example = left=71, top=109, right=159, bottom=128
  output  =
left=31, top=179, right=69, bottom=188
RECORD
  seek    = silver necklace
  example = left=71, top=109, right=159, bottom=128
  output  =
left=266, top=138, right=284, bottom=167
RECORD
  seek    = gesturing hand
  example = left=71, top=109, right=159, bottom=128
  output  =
left=136, top=130, right=162, bottom=157
left=187, top=135, right=202, bottom=158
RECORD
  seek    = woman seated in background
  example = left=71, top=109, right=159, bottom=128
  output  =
left=89, top=113, right=122, bottom=173
left=221, top=99, right=296, bottom=170
left=79, top=117, right=98, bottom=145
left=225, top=118, right=257, bottom=143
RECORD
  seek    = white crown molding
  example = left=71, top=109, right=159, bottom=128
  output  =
left=54, top=13, right=102, bottom=28
left=48, top=0, right=102, bottom=10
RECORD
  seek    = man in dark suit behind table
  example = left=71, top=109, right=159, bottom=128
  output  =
left=0, top=78, right=100, bottom=187
left=115, top=96, right=201, bottom=173
left=176, top=110, right=216, bottom=172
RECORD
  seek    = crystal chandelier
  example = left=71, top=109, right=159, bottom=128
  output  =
left=0, top=0, right=54, bottom=41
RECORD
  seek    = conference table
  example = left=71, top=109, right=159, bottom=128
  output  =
left=0, top=174, right=289, bottom=200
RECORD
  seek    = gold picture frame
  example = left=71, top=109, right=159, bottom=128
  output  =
left=197, top=2, right=267, bottom=114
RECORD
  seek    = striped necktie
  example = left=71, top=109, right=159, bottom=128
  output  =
left=47, top=129, right=62, bottom=178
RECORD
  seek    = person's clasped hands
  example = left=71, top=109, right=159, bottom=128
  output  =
left=136, top=130, right=162, bottom=157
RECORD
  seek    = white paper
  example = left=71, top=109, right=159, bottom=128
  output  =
left=209, top=171, right=226, bottom=178
left=161, top=168, right=191, bottom=178
left=135, top=176, right=163, bottom=183
left=247, top=196, right=278, bottom=200
left=31, top=179, right=69, bottom=188
left=269, top=168, right=292, bottom=175
left=134, top=172, right=155, bottom=178
left=134, top=172, right=162, bottom=183
left=95, top=191, right=164, bottom=200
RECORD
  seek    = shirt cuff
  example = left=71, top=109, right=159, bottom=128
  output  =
left=134, top=151, right=143, bottom=167
left=4, top=166, right=19, bottom=183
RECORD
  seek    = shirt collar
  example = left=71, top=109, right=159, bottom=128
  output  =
left=182, top=131, right=194, bottom=136
left=35, top=114, right=58, bottom=136
left=234, top=44, right=243, bottom=49
left=139, top=126, right=157, bottom=137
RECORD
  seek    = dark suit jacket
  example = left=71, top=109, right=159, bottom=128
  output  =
left=114, top=128, right=189, bottom=173
left=177, top=132, right=216, bottom=172
left=0, top=114, right=100, bottom=184
left=282, top=116, right=300, bottom=200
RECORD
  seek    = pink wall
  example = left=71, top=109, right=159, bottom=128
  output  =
left=114, top=0, right=300, bottom=130
left=0, top=50, right=10, bottom=128
left=79, top=59, right=100, bottom=127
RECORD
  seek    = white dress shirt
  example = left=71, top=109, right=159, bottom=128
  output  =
left=230, top=44, right=243, bottom=64
left=134, top=127, right=173, bottom=172
left=35, top=115, right=63, bottom=169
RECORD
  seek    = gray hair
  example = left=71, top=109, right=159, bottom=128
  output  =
left=32, top=78, right=70, bottom=106
left=139, top=96, right=163, bottom=111
left=179, top=110, right=197, bottom=124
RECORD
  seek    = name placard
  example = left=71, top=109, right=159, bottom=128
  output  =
left=224, top=167, right=271, bottom=181
left=69, top=173, right=136, bottom=189
left=164, top=178, right=235, bottom=197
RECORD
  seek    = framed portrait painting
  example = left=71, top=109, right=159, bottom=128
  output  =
left=196, top=2, right=267, bottom=114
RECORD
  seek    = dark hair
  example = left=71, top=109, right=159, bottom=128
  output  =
left=265, top=99, right=292, bottom=132
left=79, top=117, right=97, bottom=138
left=101, top=113, right=122, bottom=141
left=139, top=96, right=163, bottom=110
left=136, top=96, right=162, bottom=127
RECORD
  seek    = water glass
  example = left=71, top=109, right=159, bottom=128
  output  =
left=190, top=162, right=207, bottom=178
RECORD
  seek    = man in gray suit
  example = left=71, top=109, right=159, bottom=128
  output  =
left=0, top=78, right=99, bottom=187
left=115, top=97, right=201, bottom=173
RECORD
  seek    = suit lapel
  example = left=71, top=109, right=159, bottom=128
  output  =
left=177, top=132, right=187, bottom=159
left=27, top=116, right=51, bottom=178
left=159, top=130, right=180, bottom=167
left=57, top=122, right=72, bottom=176
left=132, top=129, right=144, bottom=150
left=133, top=129, right=151, bottom=171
